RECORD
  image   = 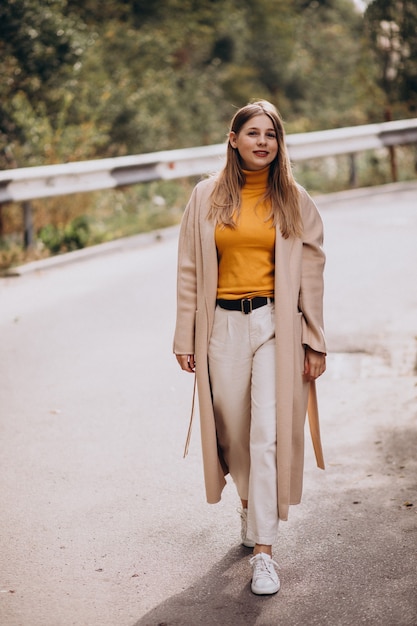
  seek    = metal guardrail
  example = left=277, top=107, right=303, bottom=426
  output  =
left=1, top=117, right=417, bottom=204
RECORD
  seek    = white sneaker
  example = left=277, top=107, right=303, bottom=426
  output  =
left=249, top=552, right=280, bottom=595
left=237, top=507, right=255, bottom=548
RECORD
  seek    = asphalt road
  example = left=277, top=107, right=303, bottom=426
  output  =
left=0, top=182, right=416, bottom=626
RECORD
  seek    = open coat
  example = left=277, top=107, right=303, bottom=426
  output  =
left=173, top=177, right=326, bottom=521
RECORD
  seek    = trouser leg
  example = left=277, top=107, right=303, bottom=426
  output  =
left=208, top=306, right=252, bottom=499
left=208, top=303, right=279, bottom=546
left=246, top=332, right=279, bottom=545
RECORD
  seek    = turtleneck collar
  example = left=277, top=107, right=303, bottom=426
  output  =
left=242, top=165, right=270, bottom=190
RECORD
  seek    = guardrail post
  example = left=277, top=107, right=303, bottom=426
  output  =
left=348, top=154, right=357, bottom=188
left=23, top=201, right=34, bottom=248
left=388, top=145, right=398, bottom=182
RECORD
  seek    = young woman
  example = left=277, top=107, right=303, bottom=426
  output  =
left=173, top=100, right=326, bottom=595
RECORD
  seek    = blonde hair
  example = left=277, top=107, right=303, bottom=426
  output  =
left=208, top=100, right=302, bottom=239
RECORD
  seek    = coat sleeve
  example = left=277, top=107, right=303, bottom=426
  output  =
left=173, top=185, right=199, bottom=355
left=298, top=188, right=327, bottom=354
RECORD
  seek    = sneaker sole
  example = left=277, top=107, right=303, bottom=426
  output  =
left=251, top=581, right=280, bottom=595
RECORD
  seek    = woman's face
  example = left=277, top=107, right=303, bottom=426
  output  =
left=229, top=113, right=278, bottom=171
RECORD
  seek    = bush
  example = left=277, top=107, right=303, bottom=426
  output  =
left=38, top=215, right=90, bottom=254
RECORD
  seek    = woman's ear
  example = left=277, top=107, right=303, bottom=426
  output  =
left=229, top=131, right=237, bottom=148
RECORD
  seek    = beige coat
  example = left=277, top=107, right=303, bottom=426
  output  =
left=173, top=177, right=326, bottom=521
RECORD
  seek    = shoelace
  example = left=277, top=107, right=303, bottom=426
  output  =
left=250, top=553, right=279, bottom=580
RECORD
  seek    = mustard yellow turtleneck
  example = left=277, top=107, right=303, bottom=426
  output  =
left=215, top=165, right=275, bottom=300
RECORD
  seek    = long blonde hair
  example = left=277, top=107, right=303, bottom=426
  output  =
left=208, top=100, right=302, bottom=239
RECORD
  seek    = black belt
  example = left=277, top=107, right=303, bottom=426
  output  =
left=216, top=297, right=274, bottom=314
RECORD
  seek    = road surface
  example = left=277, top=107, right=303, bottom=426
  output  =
left=0, top=182, right=416, bottom=626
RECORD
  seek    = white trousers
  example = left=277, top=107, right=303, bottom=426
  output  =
left=208, top=302, right=278, bottom=545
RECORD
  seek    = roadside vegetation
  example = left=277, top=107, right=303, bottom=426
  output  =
left=0, top=0, right=416, bottom=269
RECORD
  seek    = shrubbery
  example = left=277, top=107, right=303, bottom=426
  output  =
left=38, top=215, right=90, bottom=254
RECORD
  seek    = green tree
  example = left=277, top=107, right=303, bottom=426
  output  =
left=0, top=0, right=394, bottom=167
left=364, top=0, right=417, bottom=118
left=282, top=0, right=371, bottom=130
left=0, top=0, right=92, bottom=165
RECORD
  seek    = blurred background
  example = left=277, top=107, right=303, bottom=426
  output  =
left=0, top=0, right=416, bottom=269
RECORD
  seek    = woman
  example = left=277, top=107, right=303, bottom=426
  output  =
left=173, top=100, right=326, bottom=595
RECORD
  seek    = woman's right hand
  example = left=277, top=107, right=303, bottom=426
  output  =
left=176, top=354, right=196, bottom=373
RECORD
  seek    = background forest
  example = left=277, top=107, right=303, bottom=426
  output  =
left=0, top=0, right=416, bottom=266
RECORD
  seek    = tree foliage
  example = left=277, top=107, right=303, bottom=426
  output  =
left=0, top=0, right=414, bottom=169
left=0, top=0, right=91, bottom=156
left=364, top=0, right=417, bottom=118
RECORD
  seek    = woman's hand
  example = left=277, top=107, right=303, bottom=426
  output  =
left=176, top=354, right=196, bottom=373
left=303, top=347, right=326, bottom=382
